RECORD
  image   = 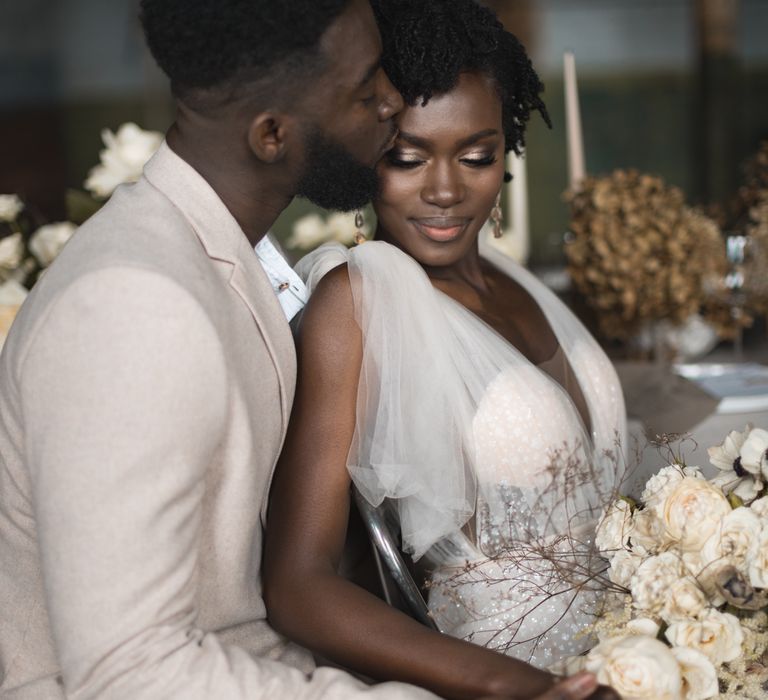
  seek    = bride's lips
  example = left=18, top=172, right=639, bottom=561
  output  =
left=411, top=217, right=471, bottom=242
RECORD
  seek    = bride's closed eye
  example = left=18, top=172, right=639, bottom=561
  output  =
left=385, top=151, right=498, bottom=169
left=460, top=153, right=497, bottom=167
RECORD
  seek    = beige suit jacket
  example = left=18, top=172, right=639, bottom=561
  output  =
left=0, top=143, right=435, bottom=700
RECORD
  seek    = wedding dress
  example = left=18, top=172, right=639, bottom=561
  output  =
left=296, top=239, right=627, bottom=671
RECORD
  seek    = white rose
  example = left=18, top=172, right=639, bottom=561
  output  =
left=708, top=424, right=752, bottom=471
left=286, top=213, right=331, bottom=250
left=660, top=576, right=709, bottom=623
left=641, top=464, right=688, bottom=512
left=595, top=499, right=634, bottom=555
left=665, top=609, right=744, bottom=665
left=0, top=233, right=24, bottom=272
left=631, top=551, right=682, bottom=614
left=700, top=507, right=760, bottom=574
left=670, top=646, right=719, bottom=700
left=608, top=548, right=644, bottom=588
left=325, top=211, right=368, bottom=246
left=29, top=222, right=76, bottom=267
left=661, top=477, right=731, bottom=551
left=750, top=496, right=768, bottom=518
left=740, top=428, right=768, bottom=479
left=630, top=507, right=668, bottom=555
left=585, top=635, right=683, bottom=699
left=0, top=194, right=23, bottom=222
left=748, top=523, right=768, bottom=588
left=85, top=122, right=163, bottom=198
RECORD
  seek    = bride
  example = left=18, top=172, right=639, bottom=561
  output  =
left=265, top=1, right=625, bottom=698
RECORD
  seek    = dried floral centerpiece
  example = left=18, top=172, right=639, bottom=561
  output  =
left=564, top=170, right=733, bottom=345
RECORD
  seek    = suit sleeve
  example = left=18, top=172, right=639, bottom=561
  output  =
left=20, top=266, right=436, bottom=700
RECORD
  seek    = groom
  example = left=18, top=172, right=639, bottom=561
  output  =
left=0, top=1, right=606, bottom=698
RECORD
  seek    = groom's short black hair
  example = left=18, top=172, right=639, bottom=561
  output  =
left=140, top=0, right=351, bottom=108
left=371, top=0, right=550, bottom=156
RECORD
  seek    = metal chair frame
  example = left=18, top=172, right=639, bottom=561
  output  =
left=353, top=488, right=439, bottom=630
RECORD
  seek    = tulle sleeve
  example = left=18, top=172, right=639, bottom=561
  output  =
left=296, top=241, right=627, bottom=561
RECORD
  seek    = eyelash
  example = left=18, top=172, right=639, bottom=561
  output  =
left=386, top=154, right=498, bottom=169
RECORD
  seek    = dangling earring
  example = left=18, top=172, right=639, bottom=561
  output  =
left=354, top=209, right=367, bottom=245
left=491, top=191, right=503, bottom=239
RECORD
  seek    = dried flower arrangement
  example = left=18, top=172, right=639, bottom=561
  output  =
left=564, top=170, right=731, bottom=342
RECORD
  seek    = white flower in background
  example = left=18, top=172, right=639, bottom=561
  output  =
left=607, top=548, right=644, bottom=588
left=660, top=477, right=731, bottom=551
left=0, top=233, right=24, bottom=271
left=699, top=507, right=760, bottom=574
left=670, top=647, right=719, bottom=700
left=585, top=635, right=683, bottom=699
left=0, top=279, right=28, bottom=305
left=708, top=424, right=752, bottom=472
left=286, top=213, right=331, bottom=250
left=748, top=523, right=768, bottom=588
left=595, top=499, right=633, bottom=555
left=325, top=211, right=368, bottom=246
left=631, top=551, right=682, bottom=614
left=0, top=194, right=23, bottom=222
left=85, top=123, right=163, bottom=198
left=29, top=222, right=76, bottom=267
left=740, top=428, right=768, bottom=479
left=665, top=609, right=744, bottom=665
left=0, top=279, right=27, bottom=351
left=660, top=576, right=709, bottom=624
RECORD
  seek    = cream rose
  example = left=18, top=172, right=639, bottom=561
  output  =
left=0, top=233, right=24, bottom=272
left=660, top=576, right=709, bottom=623
left=608, top=548, right=644, bottom=588
left=641, top=464, right=688, bottom=512
left=665, top=609, right=744, bottom=665
left=670, top=646, right=719, bottom=700
left=85, top=123, right=163, bottom=198
left=661, top=477, right=731, bottom=551
left=596, top=499, right=634, bottom=555
left=740, top=428, right=768, bottom=479
left=29, top=222, right=76, bottom=267
left=748, top=522, right=768, bottom=588
left=631, top=551, right=682, bottom=614
left=700, top=507, right=760, bottom=574
left=585, top=635, right=683, bottom=699
left=630, top=507, right=668, bottom=555
left=750, top=496, right=768, bottom=517
left=0, top=194, right=23, bottom=222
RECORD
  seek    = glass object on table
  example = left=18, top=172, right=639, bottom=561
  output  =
left=724, top=233, right=749, bottom=359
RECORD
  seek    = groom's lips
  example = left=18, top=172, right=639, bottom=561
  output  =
left=412, top=217, right=471, bottom=243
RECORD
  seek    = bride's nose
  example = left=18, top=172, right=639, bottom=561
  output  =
left=421, top=164, right=466, bottom=209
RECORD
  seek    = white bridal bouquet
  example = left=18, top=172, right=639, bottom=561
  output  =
left=579, top=426, right=768, bottom=699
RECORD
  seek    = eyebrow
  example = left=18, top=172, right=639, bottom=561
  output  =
left=356, top=58, right=382, bottom=90
left=398, top=128, right=500, bottom=150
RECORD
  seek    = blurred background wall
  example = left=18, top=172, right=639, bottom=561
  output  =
left=1, top=0, right=766, bottom=265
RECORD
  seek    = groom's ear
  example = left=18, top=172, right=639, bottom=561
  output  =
left=247, top=112, right=295, bottom=164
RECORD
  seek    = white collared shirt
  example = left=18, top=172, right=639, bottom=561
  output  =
left=254, top=235, right=308, bottom=322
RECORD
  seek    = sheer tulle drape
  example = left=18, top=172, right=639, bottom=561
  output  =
left=296, top=240, right=626, bottom=562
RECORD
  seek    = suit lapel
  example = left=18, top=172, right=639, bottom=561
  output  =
left=143, top=142, right=297, bottom=430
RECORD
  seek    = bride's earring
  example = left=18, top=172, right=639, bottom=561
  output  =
left=491, top=191, right=503, bottom=239
left=354, top=210, right=367, bottom=245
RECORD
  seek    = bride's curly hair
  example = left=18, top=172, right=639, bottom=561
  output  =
left=371, top=0, right=551, bottom=157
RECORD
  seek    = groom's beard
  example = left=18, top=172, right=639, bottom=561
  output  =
left=295, top=127, right=380, bottom=212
